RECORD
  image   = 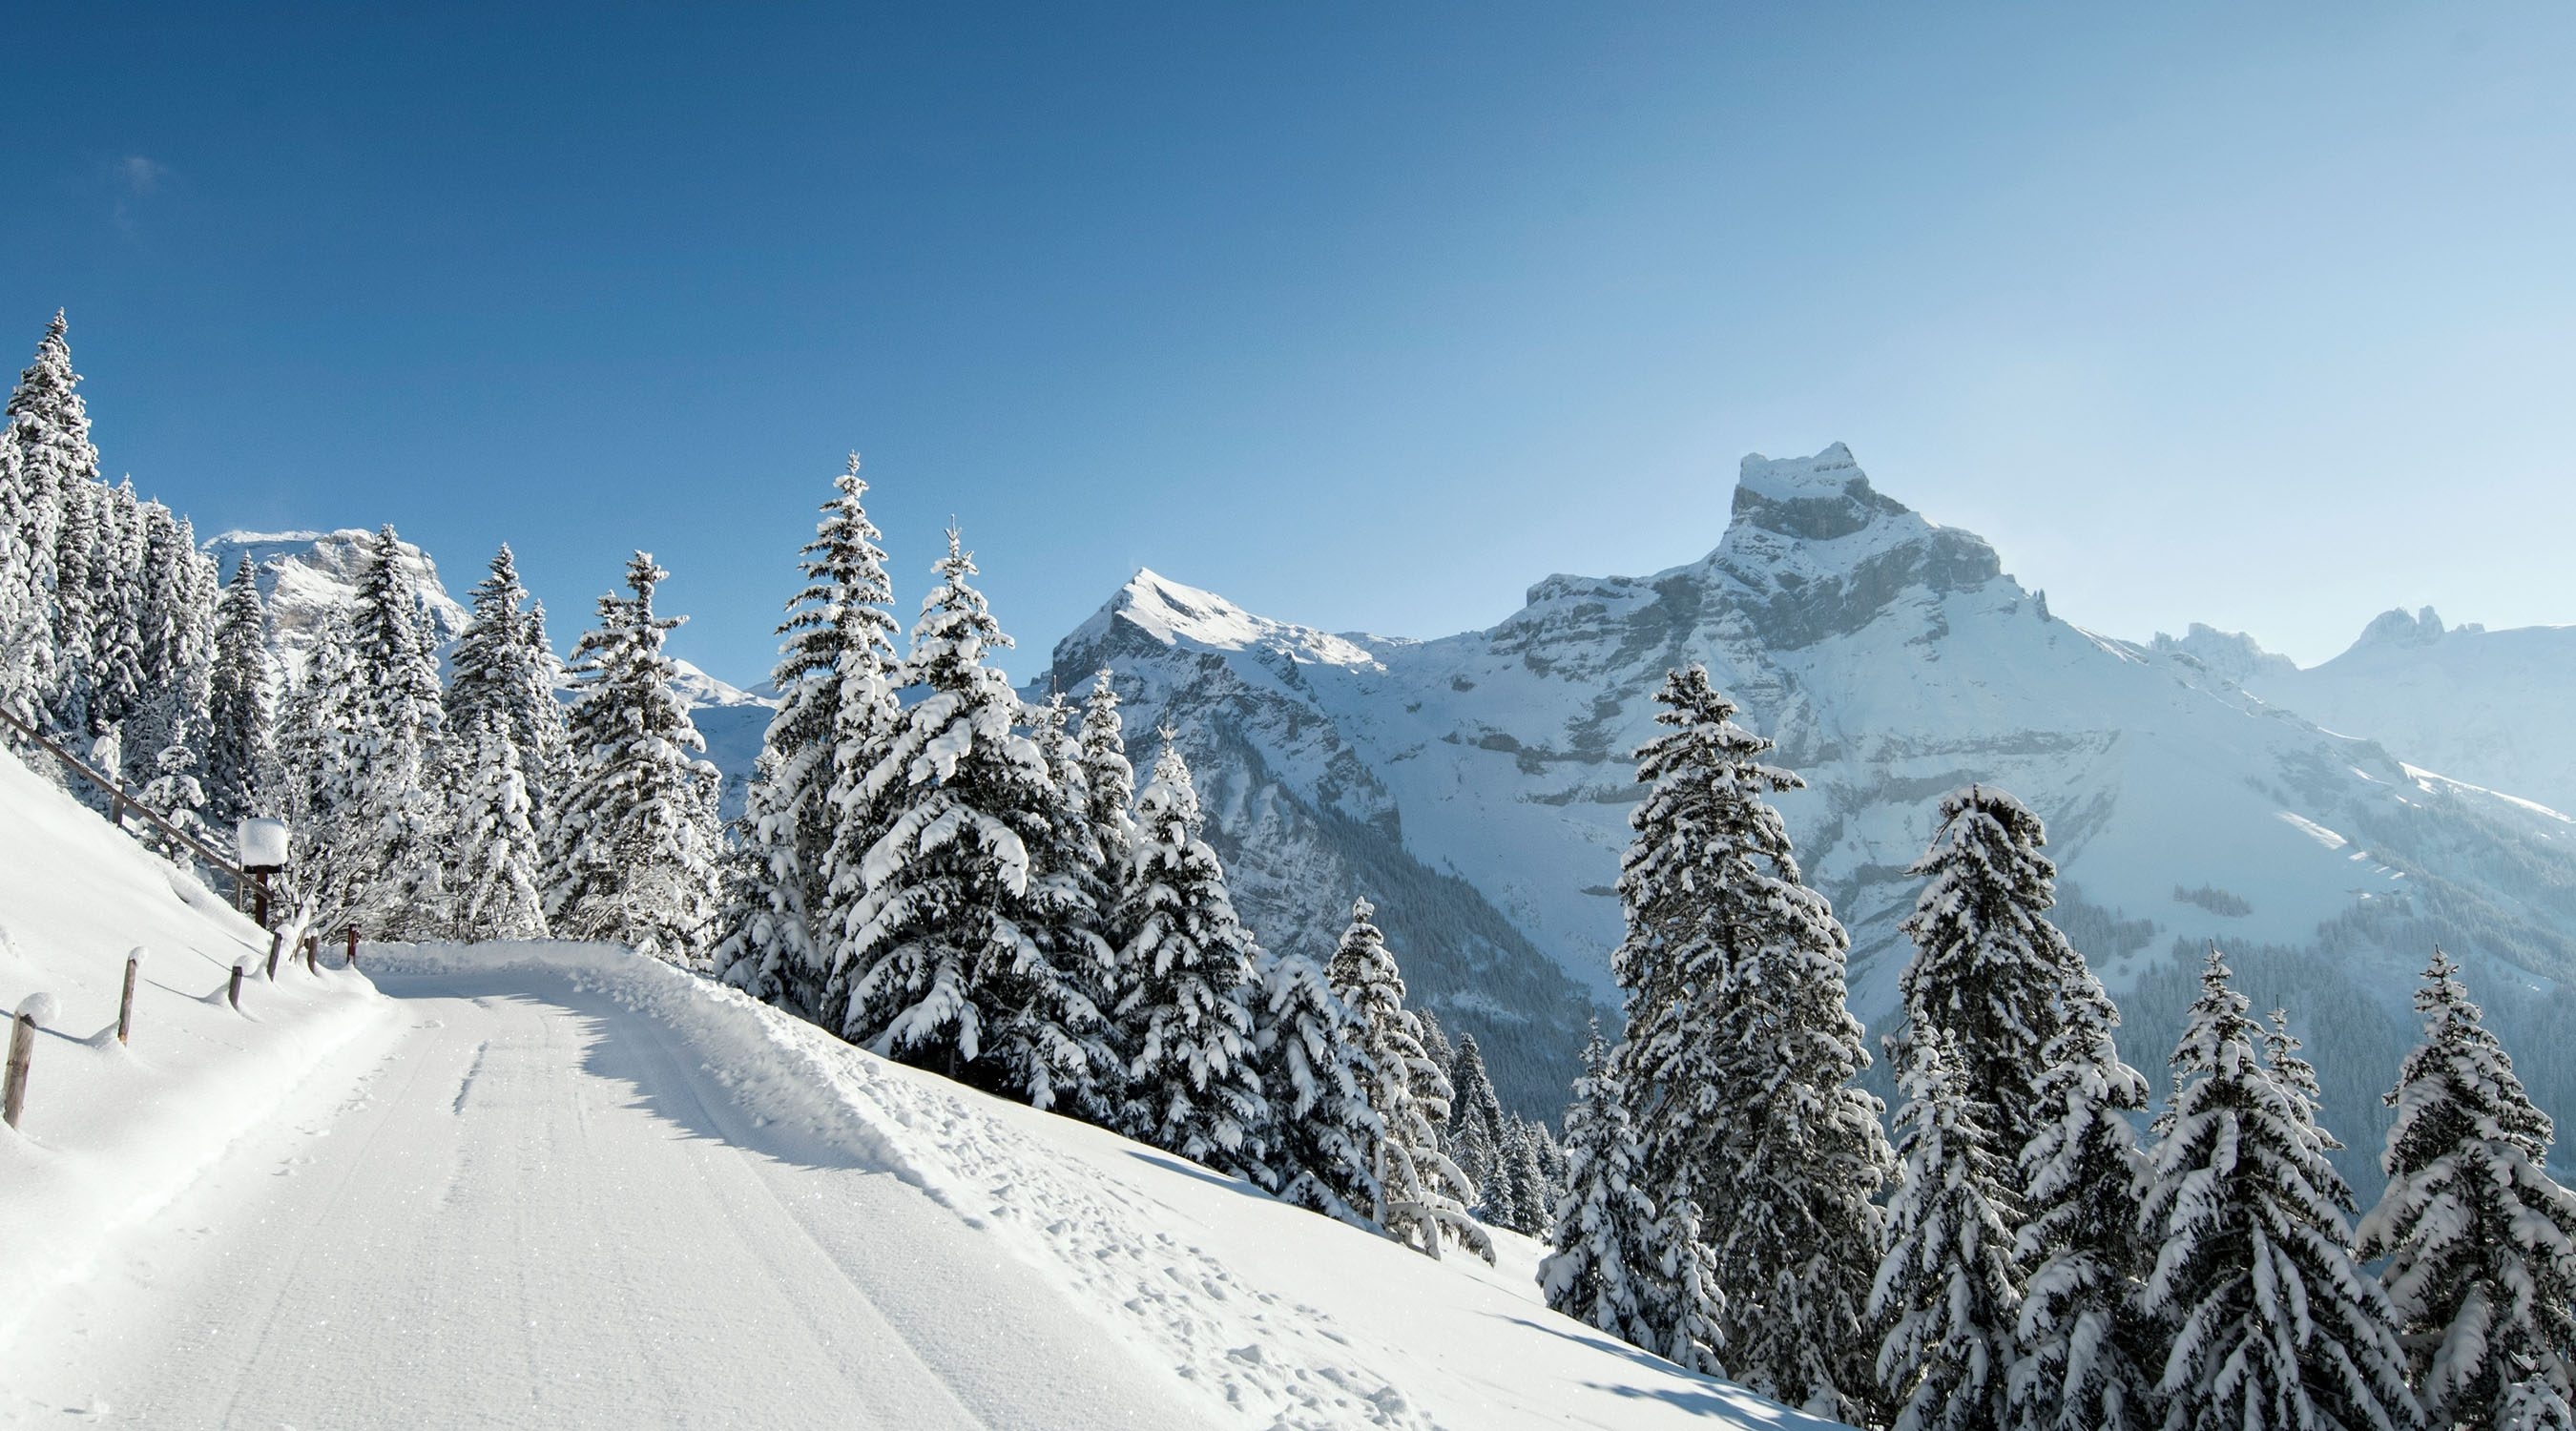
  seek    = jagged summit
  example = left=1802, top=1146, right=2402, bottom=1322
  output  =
left=1728, top=442, right=1917, bottom=541
left=2352, top=605, right=2450, bottom=652
left=1053, top=567, right=1381, bottom=682
left=2150, top=623, right=2301, bottom=686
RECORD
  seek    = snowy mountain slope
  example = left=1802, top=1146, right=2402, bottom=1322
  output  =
left=3, top=927, right=1843, bottom=1427
left=2180, top=607, right=2576, bottom=820
left=202, top=529, right=777, bottom=818
left=1049, top=446, right=2576, bottom=1172
left=0, top=746, right=389, bottom=1348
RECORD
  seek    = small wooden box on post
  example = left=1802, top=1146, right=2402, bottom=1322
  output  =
left=236, top=818, right=290, bottom=929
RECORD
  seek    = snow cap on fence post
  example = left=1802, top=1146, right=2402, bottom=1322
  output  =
left=237, top=818, right=290, bottom=871
left=16, top=992, right=57, bottom=1027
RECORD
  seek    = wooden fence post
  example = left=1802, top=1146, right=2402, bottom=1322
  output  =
left=118, top=948, right=142, bottom=1046
left=266, top=929, right=282, bottom=981
left=346, top=925, right=359, bottom=969
left=229, top=960, right=247, bottom=1012
left=6, top=994, right=53, bottom=1129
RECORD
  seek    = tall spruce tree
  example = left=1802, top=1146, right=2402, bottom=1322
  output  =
left=835, top=530, right=1106, bottom=1111
left=1328, top=897, right=1491, bottom=1263
left=545, top=552, right=725, bottom=963
left=341, top=525, right=450, bottom=937
left=1108, top=736, right=1269, bottom=1175
left=1895, top=785, right=2076, bottom=1161
left=2139, top=948, right=2420, bottom=1431
left=0, top=436, right=52, bottom=728
left=720, top=455, right=901, bottom=1012
left=1448, top=1031, right=1507, bottom=1213
left=2356, top=949, right=2576, bottom=1428
left=1543, top=1021, right=1662, bottom=1349
left=1250, top=945, right=1382, bottom=1228
left=445, top=716, right=549, bottom=941
left=444, top=544, right=571, bottom=826
left=1610, top=664, right=1892, bottom=1418
left=2010, top=944, right=2154, bottom=1431
left=275, top=610, right=364, bottom=928
left=1076, top=669, right=1137, bottom=923
left=1873, top=1030, right=2025, bottom=1431
left=202, top=557, right=272, bottom=826
left=7, top=312, right=93, bottom=737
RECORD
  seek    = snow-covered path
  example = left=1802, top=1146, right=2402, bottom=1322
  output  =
left=5, top=969, right=1202, bottom=1428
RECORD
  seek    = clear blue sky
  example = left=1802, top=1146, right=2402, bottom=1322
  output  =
left=5, top=3, right=2570, bottom=682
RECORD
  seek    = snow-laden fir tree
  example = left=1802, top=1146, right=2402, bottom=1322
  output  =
left=2504, top=1379, right=2576, bottom=1431
left=1543, top=1021, right=1663, bottom=1348
left=444, top=716, right=549, bottom=941
left=48, top=481, right=97, bottom=736
left=0, top=376, right=57, bottom=727
left=1107, top=736, right=1269, bottom=1175
left=1895, top=785, right=2079, bottom=1164
left=1448, top=1031, right=1506, bottom=1213
left=2356, top=948, right=2576, bottom=1428
left=1328, top=896, right=1491, bottom=1262
left=834, top=530, right=1106, bottom=1110
left=1610, top=664, right=1892, bottom=1417
left=89, top=483, right=148, bottom=758
left=2138, top=948, right=2419, bottom=1431
left=1485, top=1117, right=1535, bottom=1234
left=1415, top=1007, right=1458, bottom=1145
left=545, top=551, right=725, bottom=964
left=334, top=525, right=451, bottom=937
left=123, top=501, right=217, bottom=806
left=274, top=609, right=364, bottom=926
left=7, top=312, right=93, bottom=736
left=717, top=455, right=902, bottom=1012
left=2009, top=938, right=2154, bottom=1431
left=1250, top=944, right=1382, bottom=1227
left=444, top=544, right=571, bottom=827
left=1873, top=1029, right=2025, bottom=1431
left=1075, top=668, right=1137, bottom=941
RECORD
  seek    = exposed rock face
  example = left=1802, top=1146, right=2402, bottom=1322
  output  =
left=1043, top=446, right=2576, bottom=1158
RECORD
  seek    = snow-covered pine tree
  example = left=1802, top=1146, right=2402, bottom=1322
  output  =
left=444, top=715, right=549, bottom=941
left=338, top=525, right=451, bottom=938
left=444, top=544, right=571, bottom=827
left=1895, top=784, right=2079, bottom=1167
left=1487, top=1116, right=1533, bottom=1234
left=89, top=482, right=147, bottom=759
left=2504, top=1379, right=2576, bottom=1431
left=718, top=455, right=902, bottom=1012
left=274, top=609, right=364, bottom=928
left=1415, top=1006, right=1458, bottom=1145
left=834, top=530, right=1106, bottom=1110
left=6, top=312, right=93, bottom=737
left=2009, top=943, right=2154, bottom=1431
left=545, top=551, right=725, bottom=964
left=2138, top=948, right=2420, bottom=1431
left=202, top=556, right=273, bottom=827
left=1327, top=896, right=1491, bottom=1263
left=1610, top=664, right=1892, bottom=1418
left=124, top=501, right=217, bottom=805
left=1448, top=1031, right=1506, bottom=1213
left=1543, top=1021, right=1662, bottom=1348
left=1075, top=668, right=1136, bottom=948
left=1250, top=944, right=1382, bottom=1227
left=47, top=480, right=97, bottom=737
left=1873, top=1029, right=2024, bottom=1431
left=2356, top=948, right=2576, bottom=1428
left=1105, top=736, right=1269, bottom=1174
left=0, top=437, right=54, bottom=728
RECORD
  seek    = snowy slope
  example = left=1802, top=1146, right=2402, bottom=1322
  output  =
left=0, top=746, right=389, bottom=1348
left=2205, top=608, right=2576, bottom=820
left=1, top=888, right=1839, bottom=1423
left=1050, top=446, right=2576, bottom=1165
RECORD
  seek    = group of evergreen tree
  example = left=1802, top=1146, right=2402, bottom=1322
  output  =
left=0, top=312, right=223, bottom=827
left=714, top=458, right=1534, bottom=1261
left=1542, top=672, right=2576, bottom=1431
left=0, top=307, right=725, bottom=952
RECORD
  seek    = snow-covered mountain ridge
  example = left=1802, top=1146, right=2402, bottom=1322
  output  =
left=1049, top=446, right=2576, bottom=1187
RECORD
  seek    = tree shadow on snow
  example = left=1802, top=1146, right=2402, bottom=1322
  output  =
left=1483, top=1312, right=1842, bottom=1428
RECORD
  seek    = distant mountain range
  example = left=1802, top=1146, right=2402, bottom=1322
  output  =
left=211, top=453, right=2576, bottom=1193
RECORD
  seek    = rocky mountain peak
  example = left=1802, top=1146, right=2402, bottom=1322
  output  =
left=2352, top=605, right=2447, bottom=652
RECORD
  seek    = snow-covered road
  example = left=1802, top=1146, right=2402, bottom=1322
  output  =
left=5, top=970, right=1203, bottom=1428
